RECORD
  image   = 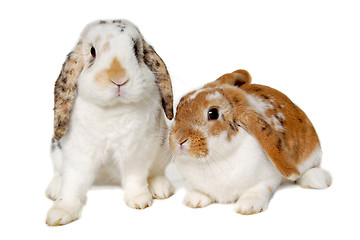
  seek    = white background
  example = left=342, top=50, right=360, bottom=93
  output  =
left=1, top=0, right=359, bottom=239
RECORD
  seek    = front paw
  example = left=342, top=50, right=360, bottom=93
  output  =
left=234, top=196, right=269, bottom=215
left=46, top=205, right=80, bottom=226
left=125, top=192, right=153, bottom=209
left=45, top=176, right=62, bottom=201
left=149, top=175, right=174, bottom=200
left=184, top=191, right=212, bottom=208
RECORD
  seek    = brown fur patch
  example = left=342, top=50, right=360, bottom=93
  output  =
left=95, top=57, right=126, bottom=88
left=102, top=41, right=110, bottom=52
left=105, top=57, right=126, bottom=81
left=169, top=125, right=208, bottom=159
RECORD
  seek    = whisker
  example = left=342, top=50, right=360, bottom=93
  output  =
left=198, top=159, right=206, bottom=184
left=170, top=154, right=176, bottom=164
left=207, top=154, right=231, bottom=181
left=210, top=143, right=233, bottom=169
left=203, top=157, right=215, bottom=180
left=171, top=75, right=192, bottom=88
left=143, top=92, right=167, bottom=112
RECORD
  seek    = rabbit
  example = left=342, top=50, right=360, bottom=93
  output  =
left=169, top=69, right=332, bottom=215
left=46, top=19, right=174, bottom=226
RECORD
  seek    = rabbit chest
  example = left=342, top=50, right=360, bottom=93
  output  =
left=64, top=96, right=164, bottom=160
left=175, top=132, right=282, bottom=203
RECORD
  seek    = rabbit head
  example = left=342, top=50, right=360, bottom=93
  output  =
left=53, top=20, right=173, bottom=140
left=169, top=70, right=252, bottom=160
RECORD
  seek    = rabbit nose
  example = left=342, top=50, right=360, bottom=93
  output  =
left=179, top=139, right=188, bottom=146
left=111, top=78, right=128, bottom=87
left=179, top=138, right=189, bottom=152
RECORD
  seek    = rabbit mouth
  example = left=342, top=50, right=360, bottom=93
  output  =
left=111, top=79, right=128, bottom=96
left=110, top=79, right=128, bottom=87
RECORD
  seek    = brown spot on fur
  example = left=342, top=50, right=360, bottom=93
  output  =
left=261, top=94, right=269, bottom=100
left=170, top=125, right=208, bottom=158
left=102, top=41, right=110, bottom=52
left=106, top=58, right=126, bottom=79
left=95, top=57, right=126, bottom=88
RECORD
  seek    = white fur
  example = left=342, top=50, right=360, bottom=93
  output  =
left=175, top=129, right=283, bottom=214
left=294, top=147, right=331, bottom=188
left=297, top=167, right=332, bottom=189
left=205, top=91, right=222, bottom=101
left=184, top=190, right=212, bottom=208
left=46, top=20, right=172, bottom=226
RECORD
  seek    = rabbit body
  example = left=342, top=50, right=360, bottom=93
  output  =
left=170, top=70, right=331, bottom=214
left=46, top=20, right=174, bottom=226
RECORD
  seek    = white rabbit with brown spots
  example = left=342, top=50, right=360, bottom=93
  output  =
left=169, top=69, right=331, bottom=214
left=46, top=20, right=174, bottom=226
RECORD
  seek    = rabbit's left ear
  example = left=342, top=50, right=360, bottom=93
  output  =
left=142, top=40, right=174, bottom=120
left=221, top=87, right=300, bottom=180
left=234, top=104, right=300, bottom=180
left=53, top=42, right=84, bottom=140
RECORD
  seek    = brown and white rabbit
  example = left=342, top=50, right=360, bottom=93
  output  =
left=169, top=69, right=331, bottom=214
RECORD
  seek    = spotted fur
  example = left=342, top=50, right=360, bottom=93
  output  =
left=143, top=41, right=174, bottom=120
left=170, top=69, right=331, bottom=214
left=53, top=42, right=84, bottom=140
left=171, top=69, right=324, bottom=179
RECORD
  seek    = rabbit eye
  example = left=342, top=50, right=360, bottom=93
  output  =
left=90, top=47, right=96, bottom=58
left=208, top=108, right=219, bottom=120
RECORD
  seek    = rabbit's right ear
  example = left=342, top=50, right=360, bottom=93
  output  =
left=53, top=42, right=84, bottom=140
left=205, top=69, right=252, bottom=88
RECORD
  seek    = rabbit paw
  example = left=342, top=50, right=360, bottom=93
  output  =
left=46, top=205, right=79, bottom=226
left=149, top=175, right=174, bottom=200
left=125, top=192, right=153, bottom=209
left=45, top=176, right=62, bottom=201
left=235, top=196, right=269, bottom=215
left=184, top=191, right=212, bottom=208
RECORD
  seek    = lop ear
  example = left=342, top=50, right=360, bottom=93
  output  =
left=142, top=40, right=174, bottom=120
left=53, top=42, right=84, bottom=140
left=223, top=87, right=300, bottom=180
left=235, top=108, right=300, bottom=180
left=205, top=69, right=252, bottom=88
left=237, top=110, right=300, bottom=180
